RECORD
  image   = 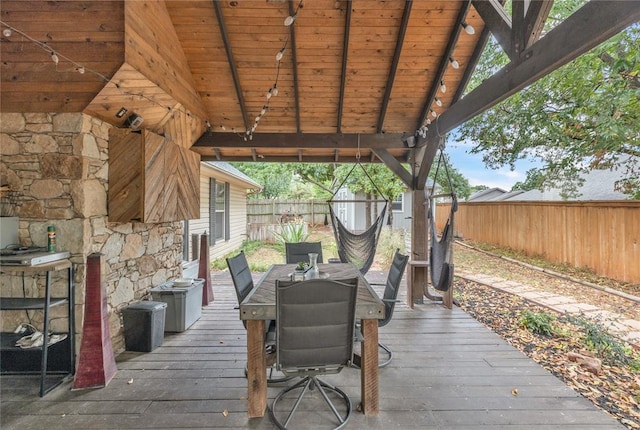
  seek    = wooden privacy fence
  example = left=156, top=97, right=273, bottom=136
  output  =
left=247, top=199, right=330, bottom=242
left=435, top=201, right=640, bottom=284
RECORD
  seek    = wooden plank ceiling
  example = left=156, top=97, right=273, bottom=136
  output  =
left=1, top=0, right=481, bottom=164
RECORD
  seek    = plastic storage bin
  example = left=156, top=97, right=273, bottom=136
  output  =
left=150, top=278, right=204, bottom=332
left=121, top=301, right=167, bottom=352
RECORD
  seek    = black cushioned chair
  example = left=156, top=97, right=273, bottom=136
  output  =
left=269, top=277, right=358, bottom=430
left=354, top=248, right=408, bottom=368
left=226, top=251, right=290, bottom=384
left=285, top=241, right=323, bottom=265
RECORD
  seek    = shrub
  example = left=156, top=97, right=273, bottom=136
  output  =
left=519, top=310, right=559, bottom=337
left=375, top=227, right=407, bottom=269
left=270, top=219, right=309, bottom=244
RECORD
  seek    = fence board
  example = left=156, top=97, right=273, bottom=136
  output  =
left=436, top=201, right=640, bottom=284
left=247, top=199, right=330, bottom=226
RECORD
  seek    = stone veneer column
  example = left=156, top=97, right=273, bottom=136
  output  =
left=0, top=113, right=183, bottom=353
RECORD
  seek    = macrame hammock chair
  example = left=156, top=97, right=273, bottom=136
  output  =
left=428, top=148, right=458, bottom=292
left=328, top=161, right=389, bottom=275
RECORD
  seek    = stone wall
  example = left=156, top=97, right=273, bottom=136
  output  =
left=1, top=113, right=183, bottom=352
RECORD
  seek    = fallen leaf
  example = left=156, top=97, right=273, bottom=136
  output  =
left=511, top=388, right=518, bottom=396
left=222, top=409, right=229, bottom=417
left=127, top=378, right=134, bottom=384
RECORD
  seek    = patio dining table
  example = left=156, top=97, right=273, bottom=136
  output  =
left=239, top=263, right=385, bottom=417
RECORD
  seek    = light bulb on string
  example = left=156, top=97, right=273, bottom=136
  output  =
left=461, top=22, right=475, bottom=35
left=266, top=88, right=273, bottom=100
left=2, top=28, right=12, bottom=37
left=276, top=47, right=286, bottom=62
left=50, top=51, right=59, bottom=65
left=449, top=57, right=459, bottom=69
left=261, top=105, right=268, bottom=115
left=440, top=80, right=446, bottom=94
left=430, top=109, right=437, bottom=118
left=425, top=118, right=432, bottom=125
left=284, top=13, right=297, bottom=26
left=434, top=97, right=442, bottom=107
left=272, top=84, right=279, bottom=96
left=76, top=66, right=85, bottom=74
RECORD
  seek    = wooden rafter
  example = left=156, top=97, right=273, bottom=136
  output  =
left=473, top=0, right=515, bottom=60
left=213, top=1, right=249, bottom=132
left=337, top=3, right=352, bottom=134
left=416, top=0, right=640, bottom=190
left=453, top=26, right=491, bottom=103
left=416, top=1, right=471, bottom=134
left=377, top=0, right=413, bottom=133
left=288, top=0, right=301, bottom=133
left=194, top=132, right=406, bottom=149
left=523, top=0, right=554, bottom=48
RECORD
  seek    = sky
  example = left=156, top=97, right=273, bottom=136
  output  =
left=445, top=136, right=541, bottom=191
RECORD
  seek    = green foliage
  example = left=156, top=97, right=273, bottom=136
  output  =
left=210, top=239, right=277, bottom=271
left=519, top=310, right=559, bottom=337
left=567, top=314, right=640, bottom=368
left=232, top=162, right=294, bottom=198
left=458, top=4, right=640, bottom=198
left=375, top=227, right=407, bottom=270
left=270, top=219, right=309, bottom=245
left=430, top=153, right=472, bottom=200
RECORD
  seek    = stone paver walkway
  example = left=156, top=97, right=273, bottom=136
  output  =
left=457, top=269, right=640, bottom=347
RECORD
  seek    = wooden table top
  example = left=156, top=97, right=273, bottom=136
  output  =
left=240, top=263, right=384, bottom=321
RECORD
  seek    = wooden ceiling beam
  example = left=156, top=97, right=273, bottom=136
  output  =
left=200, top=154, right=407, bottom=164
left=194, top=132, right=406, bottom=149
left=213, top=1, right=249, bottom=132
left=417, top=0, right=640, bottom=190
left=523, top=0, right=554, bottom=48
left=336, top=2, right=352, bottom=134
left=472, top=0, right=515, bottom=60
left=288, top=0, right=301, bottom=132
left=377, top=0, right=413, bottom=133
left=416, top=1, right=471, bottom=133
left=373, top=148, right=413, bottom=188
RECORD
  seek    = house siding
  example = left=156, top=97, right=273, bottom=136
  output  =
left=187, top=164, right=254, bottom=262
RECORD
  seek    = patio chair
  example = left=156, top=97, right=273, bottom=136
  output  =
left=226, top=251, right=291, bottom=384
left=354, top=248, right=409, bottom=368
left=269, top=277, right=358, bottom=430
left=285, top=241, right=324, bottom=265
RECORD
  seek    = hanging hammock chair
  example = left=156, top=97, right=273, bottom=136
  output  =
left=428, top=149, right=458, bottom=292
left=328, top=162, right=389, bottom=275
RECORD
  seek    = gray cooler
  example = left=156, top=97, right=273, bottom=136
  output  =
left=150, top=279, right=204, bottom=332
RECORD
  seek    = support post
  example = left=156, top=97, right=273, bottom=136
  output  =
left=199, top=232, right=213, bottom=305
left=409, top=189, right=428, bottom=306
left=72, top=253, right=117, bottom=390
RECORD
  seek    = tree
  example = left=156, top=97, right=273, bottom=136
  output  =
left=232, top=162, right=294, bottom=199
left=457, top=2, right=640, bottom=199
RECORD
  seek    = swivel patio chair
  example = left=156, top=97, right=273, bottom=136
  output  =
left=284, top=241, right=323, bottom=265
left=354, top=248, right=408, bottom=368
left=226, top=251, right=291, bottom=384
left=269, top=277, right=358, bottom=430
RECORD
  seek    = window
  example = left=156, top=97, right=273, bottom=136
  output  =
left=392, top=194, right=404, bottom=212
left=209, top=179, right=230, bottom=245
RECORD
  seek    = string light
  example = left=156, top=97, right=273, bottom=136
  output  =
left=461, top=22, right=475, bottom=35
left=276, top=47, right=286, bottom=62
left=284, top=13, right=297, bottom=26
left=440, top=80, right=446, bottom=94
left=430, top=109, right=437, bottom=118
left=434, top=97, right=442, bottom=107
left=449, top=56, right=459, bottom=69
left=0, top=20, right=217, bottom=136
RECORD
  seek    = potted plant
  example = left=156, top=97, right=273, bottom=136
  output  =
left=292, top=261, right=308, bottom=281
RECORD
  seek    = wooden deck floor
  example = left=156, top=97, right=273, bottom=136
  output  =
left=1, top=273, right=626, bottom=429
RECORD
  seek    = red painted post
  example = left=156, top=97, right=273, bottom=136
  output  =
left=72, top=253, right=117, bottom=389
